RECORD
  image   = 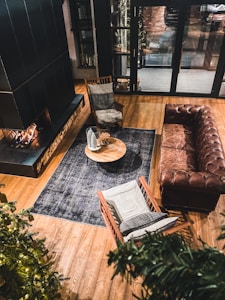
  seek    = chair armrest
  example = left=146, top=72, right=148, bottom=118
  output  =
left=114, top=101, right=124, bottom=112
left=163, top=221, right=192, bottom=235
left=97, top=190, right=124, bottom=244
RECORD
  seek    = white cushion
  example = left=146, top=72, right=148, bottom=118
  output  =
left=88, top=83, right=114, bottom=110
left=88, top=83, right=113, bottom=94
left=103, top=180, right=150, bottom=222
left=96, top=109, right=122, bottom=124
left=123, top=217, right=179, bottom=242
left=119, top=211, right=167, bottom=236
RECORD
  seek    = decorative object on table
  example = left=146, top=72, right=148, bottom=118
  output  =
left=32, top=127, right=155, bottom=226
left=98, top=129, right=111, bottom=145
left=86, top=126, right=100, bottom=151
left=84, top=75, right=124, bottom=128
left=0, top=197, right=63, bottom=299
left=86, top=126, right=111, bottom=150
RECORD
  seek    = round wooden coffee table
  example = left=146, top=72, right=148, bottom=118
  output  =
left=85, top=138, right=126, bottom=163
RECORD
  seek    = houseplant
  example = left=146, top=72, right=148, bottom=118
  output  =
left=108, top=223, right=225, bottom=300
left=0, top=188, right=63, bottom=299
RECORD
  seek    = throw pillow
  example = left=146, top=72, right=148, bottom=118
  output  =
left=123, top=216, right=179, bottom=242
left=88, top=83, right=113, bottom=94
left=88, top=83, right=114, bottom=110
left=120, top=211, right=168, bottom=236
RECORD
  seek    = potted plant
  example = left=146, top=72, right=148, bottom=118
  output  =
left=0, top=187, right=63, bottom=299
left=108, top=220, right=225, bottom=300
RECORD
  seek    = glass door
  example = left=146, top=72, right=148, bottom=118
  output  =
left=136, top=4, right=179, bottom=92
left=219, top=72, right=225, bottom=96
left=130, top=0, right=225, bottom=96
left=110, top=0, right=131, bottom=92
left=176, top=4, right=225, bottom=94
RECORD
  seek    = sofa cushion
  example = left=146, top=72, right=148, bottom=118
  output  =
left=96, top=109, right=122, bottom=124
left=160, top=147, right=197, bottom=172
left=161, top=123, right=195, bottom=151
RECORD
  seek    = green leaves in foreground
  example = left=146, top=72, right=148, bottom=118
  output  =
left=108, top=233, right=225, bottom=300
left=0, top=201, right=63, bottom=300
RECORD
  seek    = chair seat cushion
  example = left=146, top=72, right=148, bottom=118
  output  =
left=119, top=211, right=167, bottom=236
left=123, top=216, right=178, bottom=242
left=160, top=147, right=197, bottom=172
left=161, top=123, right=195, bottom=151
left=96, top=109, right=122, bottom=124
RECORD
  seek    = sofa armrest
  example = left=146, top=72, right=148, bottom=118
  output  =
left=159, top=169, right=225, bottom=193
left=164, top=104, right=203, bottom=125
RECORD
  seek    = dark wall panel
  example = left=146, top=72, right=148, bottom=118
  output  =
left=24, top=0, right=49, bottom=72
left=38, top=0, right=67, bottom=63
left=51, top=0, right=68, bottom=53
left=0, top=93, right=23, bottom=129
left=0, top=58, right=11, bottom=91
left=44, top=54, right=75, bottom=122
left=14, top=86, right=37, bottom=128
left=27, top=73, right=48, bottom=117
left=6, top=0, right=37, bottom=86
left=0, top=0, right=25, bottom=89
left=0, top=0, right=75, bottom=129
left=94, top=0, right=112, bottom=76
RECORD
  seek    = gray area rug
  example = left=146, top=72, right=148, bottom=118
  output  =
left=32, top=127, right=155, bottom=226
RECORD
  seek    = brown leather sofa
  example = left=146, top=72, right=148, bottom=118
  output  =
left=158, top=104, right=225, bottom=213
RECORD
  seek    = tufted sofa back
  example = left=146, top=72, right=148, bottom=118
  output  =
left=195, top=106, right=225, bottom=179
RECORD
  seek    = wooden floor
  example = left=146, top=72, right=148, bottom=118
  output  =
left=1, top=82, right=225, bottom=299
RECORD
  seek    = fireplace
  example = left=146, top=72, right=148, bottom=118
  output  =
left=1, top=107, right=53, bottom=149
left=0, top=0, right=84, bottom=177
left=0, top=95, right=84, bottom=177
left=2, top=123, right=39, bottom=149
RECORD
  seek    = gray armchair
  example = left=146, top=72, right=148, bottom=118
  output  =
left=85, top=76, right=123, bottom=128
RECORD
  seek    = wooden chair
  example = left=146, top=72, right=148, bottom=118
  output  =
left=97, top=176, right=193, bottom=245
left=84, top=76, right=124, bottom=128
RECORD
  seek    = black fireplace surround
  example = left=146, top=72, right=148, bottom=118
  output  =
left=0, top=0, right=83, bottom=177
left=0, top=0, right=75, bottom=129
